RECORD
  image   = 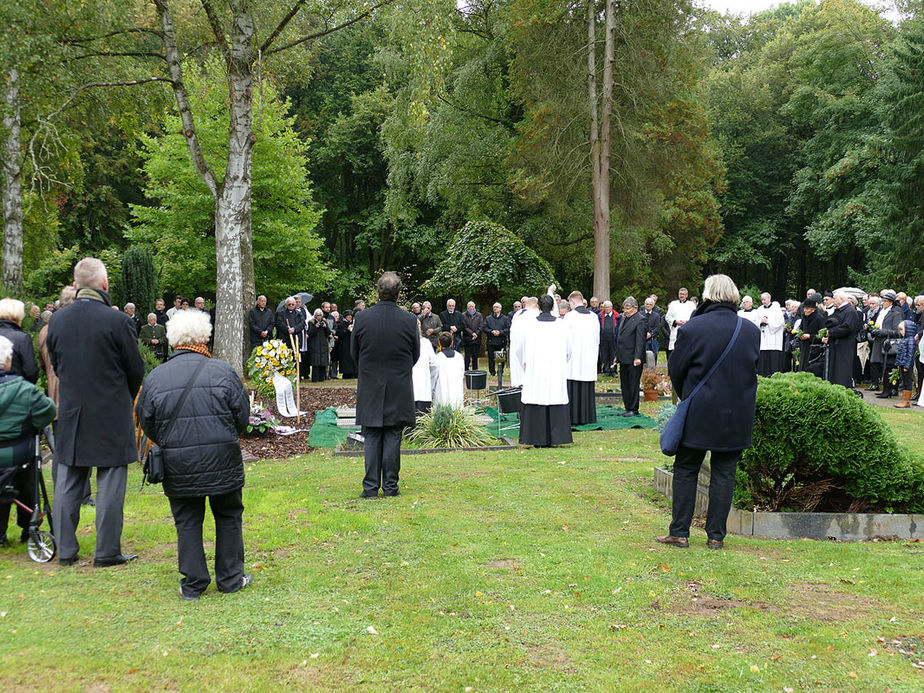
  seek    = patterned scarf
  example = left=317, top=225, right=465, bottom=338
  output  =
left=175, top=344, right=212, bottom=358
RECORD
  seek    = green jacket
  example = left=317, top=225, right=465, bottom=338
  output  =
left=0, top=372, right=57, bottom=468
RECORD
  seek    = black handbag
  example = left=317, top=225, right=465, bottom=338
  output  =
left=142, top=358, right=208, bottom=487
left=883, top=337, right=902, bottom=355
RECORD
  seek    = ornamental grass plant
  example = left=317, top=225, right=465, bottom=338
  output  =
left=736, top=372, right=924, bottom=513
left=406, top=405, right=498, bottom=449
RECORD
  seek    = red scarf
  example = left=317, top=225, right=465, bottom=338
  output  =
left=175, top=344, right=212, bottom=358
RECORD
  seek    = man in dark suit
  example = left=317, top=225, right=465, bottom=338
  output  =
left=615, top=296, right=647, bottom=416
left=351, top=273, right=420, bottom=498
left=440, top=299, right=464, bottom=350
left=248, top=294, right=275, bottom=352
left=46, top=257, right=146, bottom=567
left=461, top=301, right=483, bottom=370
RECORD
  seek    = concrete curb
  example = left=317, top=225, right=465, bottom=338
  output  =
left=654, top=466, right=922, bottom=541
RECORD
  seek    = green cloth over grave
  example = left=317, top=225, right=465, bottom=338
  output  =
left=308, top=407, right=359, bottom=448
left=481, top=404, right=657, bottom=435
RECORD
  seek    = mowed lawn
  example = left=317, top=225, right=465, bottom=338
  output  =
left=1, top=403, right=922, bottom=692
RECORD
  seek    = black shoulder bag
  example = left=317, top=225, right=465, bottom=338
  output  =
left=142, top=357, right=208, bottom=487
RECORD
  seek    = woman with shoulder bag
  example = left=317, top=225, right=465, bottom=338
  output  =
left=869, top=291, right=904, bottom=398
left=656, top=275, right=760, bottom=550
left=135, top=310, right=252, bottom=600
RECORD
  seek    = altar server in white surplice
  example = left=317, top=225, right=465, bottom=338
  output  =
left=432, top=332, right=465, bottom=409
left=516, top=294, right=573, bottom=447
left=509, top=296, right=539, bottom=387
left=412, top=325, right=438, bottom=415
left=754, top=292, right=785, bottom=377
left=563, top=290, right=600, bottom=425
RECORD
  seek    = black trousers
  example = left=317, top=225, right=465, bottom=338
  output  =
left=881, top=356, right=896, bottom=393
left=328, top=355, right=339, bottom=378
left=486, top=343, right=504, bottom=376
left=599, top=339, right=616, bottom=374
left=311, top=365, right=326, bottom=382
left=168, top=489, right=244, bottom=597
left=669, top=446, right=741, bottom=542
left=464, top=343, right=480, bottom=371
left=870, top=361, right=882, bottom=388
left=362, top=425, right=402, bottom=496
left=916, top=360, right=924, bottom=395
left=619, top=362, right=642, bottom=413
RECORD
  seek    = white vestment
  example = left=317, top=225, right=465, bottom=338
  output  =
left=517, top=316, right=571, bottom=406
left=509, top=307, right=539, bottom=387
left=563, top=308, right=600, bottom=382
left=738, top=308, right=761, bottom=329
left=412, top=337, right=437, bottom=402
left=432, top=350, right=465, bottom=409
left=664, top=299, right=696, bottom=350
left=754, top=301, right=785, bottom=351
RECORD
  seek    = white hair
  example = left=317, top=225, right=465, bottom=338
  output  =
left=166, top=309, right=212, bottom=346
left=147, top=313, right=157, bottom=320
left=330, top=310, right=339, bottom=319
left=832, top=290, right=849, bottom=302
left=702, top=274, right=739, bottom=304
left=0, top=335, right=13, bottom=366
left=868, top=295, right=880, bottom=306
left=313, top=308, right=324, bottom=318
left=124, top=302, right=135, bottom=310
left=0, top=298, right=25, bottom=324
left=74, top=257, right=107, bottom=289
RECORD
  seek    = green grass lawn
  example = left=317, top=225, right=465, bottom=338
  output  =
left=1, top=400, right=922, bottom=692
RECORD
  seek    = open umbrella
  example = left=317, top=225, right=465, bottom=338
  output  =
left=835, top=287, right=866, bottom=301
left=276, top=292, right=314, bottom=313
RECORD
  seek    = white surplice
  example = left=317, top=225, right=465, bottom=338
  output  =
left=412, top=337, right=438, bottom=403
left=754, top=301, right=785, bottom=351
left=432, top=349, right=465, bottom=409
left=563, top=307, right=600, bottom=382
left=664, top=299, right=696, bottom=350
left=509, top=307, right=539, bottom=387
left=516, top=315, right=572, bottom=405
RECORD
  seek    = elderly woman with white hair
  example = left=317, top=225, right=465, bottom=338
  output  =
left=135, top=309, right=251, bottom=600
left=657, top=274, right=760, bottom=550
left=0, top=298, right=40, bottom=384
left=306, top=307, right=332, bottom=382
left=0, top=335, right=57, bottom=547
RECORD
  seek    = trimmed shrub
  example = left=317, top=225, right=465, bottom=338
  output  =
left=121, top=246, right=156, bottom=315
left=735, top=372, right=924, bottom=513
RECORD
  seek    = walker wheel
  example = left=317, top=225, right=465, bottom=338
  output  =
left=27, top=530, right=56, bottom=563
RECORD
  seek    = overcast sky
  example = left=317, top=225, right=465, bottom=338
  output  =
left=698, top=0, right=901, bottom=19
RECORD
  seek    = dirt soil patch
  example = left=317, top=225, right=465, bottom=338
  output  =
left=670, top=580, right=753, bottom=615
left=783, top=582, right=879, bottom=622
left=240, top=387, right=356, bottom=460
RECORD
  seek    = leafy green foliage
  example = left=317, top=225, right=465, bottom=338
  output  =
left=121, top=246, right=155, bottom=315
left=421, top=221, right=556, bottom=306
left=736, top=372, right=924, bottom=513
left=137, top=340, right=163, bottom=378
left=126, top=63, right=331, bottom=302
left=407, top=404, right=497, bottom=449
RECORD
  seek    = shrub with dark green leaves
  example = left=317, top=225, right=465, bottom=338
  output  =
left=735, top=372, right=924, bottom=513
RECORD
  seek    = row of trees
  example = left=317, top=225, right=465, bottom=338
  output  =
left=2, top=1, right=923, bottom=372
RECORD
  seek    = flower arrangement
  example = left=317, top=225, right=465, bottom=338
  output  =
left=640, top=367, right=670, bottom=393
left=247, top=339, right=297, bottom=398
left=816, top=328, right=828, bottom=339
left=889, top=367, right=901, bottom=386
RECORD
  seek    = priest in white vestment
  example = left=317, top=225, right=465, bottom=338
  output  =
left=432, top=332, right=465, bottom=409
left=412, top=324, right=438, bottom=414
left=563, top=290, right=599, bottom=425
left=664, top=287, right=696, bottom=360
left=509, top=296, right=539, bottom=387
left=754, top=292, right=785, bottom=376
left=516, top=294, right=573, bottom=447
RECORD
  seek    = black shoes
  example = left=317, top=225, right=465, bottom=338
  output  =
left=384, top=490, right=400, bottom=497
left=875, top=390, right=893, bottom=399
left=360, top=490, right=379, bottom=499
left=619, top=410, right=638, bottom=417
left=59, top=554, right=80, bottom=566
left=707, top=539, right=724, bottom=550
left=93, top=553, right=139, bottom=568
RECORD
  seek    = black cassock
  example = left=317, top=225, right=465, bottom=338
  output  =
left=336, top=321, right=357, bottom=377
left=799, top=310, right=827, bottom=378
left=276, top=308, right=305, bottom=348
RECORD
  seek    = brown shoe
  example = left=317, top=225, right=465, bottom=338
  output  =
left=707, top=539, right=724, bottom=550
left=656, top=535, right=689, bottom=548
left=894, top=390, right=912, bottom=408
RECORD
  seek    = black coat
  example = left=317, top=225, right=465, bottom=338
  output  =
left=825, top=303, right=862, bottom=387
left=668, top=301, right=761, bottom=452
left=351, top=301, right=420, bottom=427
left=336, top=321, right=357, bottom=377
left=868, top=305, right=902, bottom=364
left=461, top=310, right=483, bottom=346
left=439, top=309, right=464, bottom=348
left=799, top=309, right=827, bottom=376
left=249, top=305, right=276, bottom=348
left=276, top=308, right=305, bottom=346
left=484, top=313, right=510, bottom=348
left=135, top=351, right=249, bottom=498
left=599, top=311, right=619, bottom=346
left=615, top=310, right=647, bottom=364
left=0, top=319, right=39, bottom=383
left=306, top=319, right=332, bottom=367
left=46, top=289, right=146, bottom=468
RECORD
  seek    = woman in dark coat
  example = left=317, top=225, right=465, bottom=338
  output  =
left=135, top=310, right=252, bottom=600
left=336, top=311, right=357, bottom=378
left=0, top=298, right=40, bottom=384
left=306, top=308, right=332, bottom=382
left=657, top=274, right=760, bottom=550
left=869, top=291, right=904, bottom=398
left=797, top=298, right=827, bottom=378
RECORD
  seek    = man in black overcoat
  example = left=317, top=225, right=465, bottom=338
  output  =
left=248, top=294, right=275, bottom=351
left=439, top=299, right=464, bottom=350
left=823, top=291, right=861, bottom=389
left=46, top=258, right=145, bottom=567
left=614, top=297, right=647, bottom=416
left=351, top=273, right=420, bottom=498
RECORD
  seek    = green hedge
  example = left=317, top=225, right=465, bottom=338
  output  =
left=735, top=372, right=924, bottom=513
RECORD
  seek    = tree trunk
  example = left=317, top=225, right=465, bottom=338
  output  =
left=590, top=1, right=615, bottom=302
left=1, top=69, right=24, bottom=295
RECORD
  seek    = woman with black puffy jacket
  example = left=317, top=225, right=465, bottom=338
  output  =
left=135, top=310, right=251, bottom=601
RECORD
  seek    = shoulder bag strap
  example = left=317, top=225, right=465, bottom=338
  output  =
left=158, top=357, right=208, bottom=446
left=686, top=317, right=742, bottom=402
